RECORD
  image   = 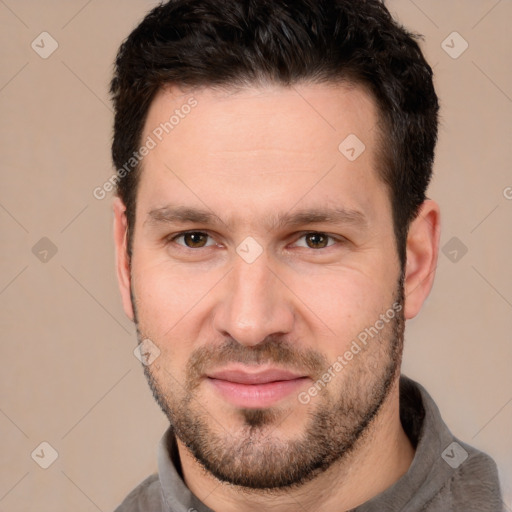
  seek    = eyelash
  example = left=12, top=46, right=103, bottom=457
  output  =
left=165, top=231, right=345, bottom=251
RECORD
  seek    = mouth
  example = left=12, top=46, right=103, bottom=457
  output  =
left=206, top=367, right=310, bottom=408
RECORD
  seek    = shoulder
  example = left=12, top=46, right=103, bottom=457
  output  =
left=399, top=377, right=503, bottom=511
left=113, top=473, right=164, bottom=512
left=439, top=442, right=503, bottom=510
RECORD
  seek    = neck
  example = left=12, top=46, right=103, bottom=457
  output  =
left=176, top=377, right=414, bottom=512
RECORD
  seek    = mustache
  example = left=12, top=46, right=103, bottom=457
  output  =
left=185, top=336, right=329, bottom=386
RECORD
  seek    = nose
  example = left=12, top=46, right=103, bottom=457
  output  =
left=212, top=250, right=294, bottom=347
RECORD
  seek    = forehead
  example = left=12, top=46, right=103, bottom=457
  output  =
left=137, top=81, right=388, bottom=227
left=144, top=81, right=379, bottom=156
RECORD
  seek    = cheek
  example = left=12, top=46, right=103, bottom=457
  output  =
left=132, top=243, right=212, bottom=311
left=130, top=252, right=227, bottom=367
left=133, top=269, right=185, bottom=328
left=296, top=269, right=393, bottom=356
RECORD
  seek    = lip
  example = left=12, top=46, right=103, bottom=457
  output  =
left=206, top=366, right=310, bottom=408
left=207, top=368, right=304, bottom=384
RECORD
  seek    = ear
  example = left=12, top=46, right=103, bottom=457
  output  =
left=113, top=197, right=134, bottom=321
left=403, top=199, right=441, bottom=320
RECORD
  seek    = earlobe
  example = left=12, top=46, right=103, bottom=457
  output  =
left=403, top=199, right=441, bottom=320
left=113, top=197, right=135, bottom=321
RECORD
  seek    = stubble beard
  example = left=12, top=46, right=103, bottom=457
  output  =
left=132, top=280, right=405, bottom=490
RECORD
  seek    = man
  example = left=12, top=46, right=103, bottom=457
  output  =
left=110, top=1, right=502, bottom=510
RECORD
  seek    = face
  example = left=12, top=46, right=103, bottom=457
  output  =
left=123, top=82, right=406, bottom=488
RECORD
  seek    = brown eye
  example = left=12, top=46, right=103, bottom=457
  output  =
left=304, top=233, right=330, bottom=249
left=172, top=232, right=213, bottom=248
left=292, top=232, right=339, bottom=250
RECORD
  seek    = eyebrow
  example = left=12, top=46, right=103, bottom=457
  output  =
left=146, top=205, right=368, bottom=231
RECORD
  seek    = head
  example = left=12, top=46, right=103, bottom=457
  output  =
left=111, top=0, right=440, bottom=490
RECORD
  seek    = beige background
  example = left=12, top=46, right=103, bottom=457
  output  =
left=0, top=0, right=511, bottom=510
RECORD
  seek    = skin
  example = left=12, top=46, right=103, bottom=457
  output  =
left=113, top=82, right=440, bottom=511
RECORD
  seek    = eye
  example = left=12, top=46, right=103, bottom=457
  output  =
left=166, top=231, right=344, bottom=251
left=169, top=231, right=216, bottom=249
left=293, top=232, right=339, bottom=249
